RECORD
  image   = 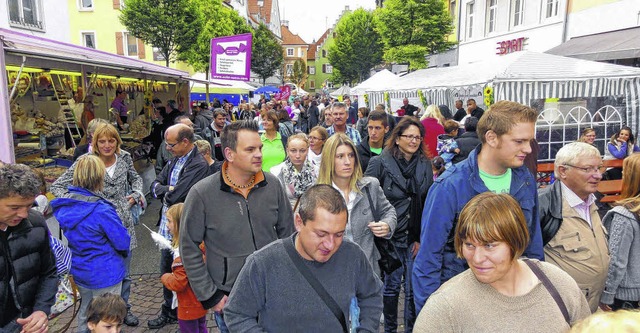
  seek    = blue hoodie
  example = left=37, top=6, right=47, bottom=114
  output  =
left=51, top=186, right=130, bottom=289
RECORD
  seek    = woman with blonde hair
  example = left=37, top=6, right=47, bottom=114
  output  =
left=51, top=154, right=130, bottom=333
left=317, top=133, right=396, bottom=277
left=599, top=153, right=640, bottom=311
left=419, top=104, right=445, bottom=158
left=578, top=128, right=597, bottom=146
left=270, top=133, right=318, bottom=208
left=307, top=126, right=328, bottom=168
left=52, top=123, right=143, bottom=326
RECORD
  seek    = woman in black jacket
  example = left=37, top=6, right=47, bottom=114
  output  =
left=365, top=117, right=433, bottom=333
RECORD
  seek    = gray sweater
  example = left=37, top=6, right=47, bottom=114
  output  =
left=601, top=206, right=640, bottom=304
left=179, top=170, right=294, bottom=309
left=224, top=234, right=383, bottom=332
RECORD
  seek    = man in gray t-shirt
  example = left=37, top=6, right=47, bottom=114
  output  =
left=224, top=185, right=383, bottom=332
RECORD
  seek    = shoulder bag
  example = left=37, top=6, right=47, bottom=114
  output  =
left=524, top=259, right=570, bottom=326
left=283, top=239, right=348, bottom=333
left=363, top=186, right=403, bottom=274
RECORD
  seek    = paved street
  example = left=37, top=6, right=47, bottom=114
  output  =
left=49, top=195, right=406, bottom=332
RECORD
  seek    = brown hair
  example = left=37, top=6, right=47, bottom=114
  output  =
left=455, top=192, right=530, bottom=261
left=477, top=101, right=537, bottom=144
left=385, top=117, right=428, bottom=159
left=86, top=293, right=127, bottom=325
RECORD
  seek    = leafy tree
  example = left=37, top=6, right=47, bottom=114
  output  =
left=180, top=0, right=252, bottom=73
left=251, top=23, right=284, bottom=86
left=290, top=59, right=307, bottom=87
left=120, top=0, right=201, bottom=67
left=328, top=9, right=383, bottom=85
left=375, top=0, right=455, bottom=70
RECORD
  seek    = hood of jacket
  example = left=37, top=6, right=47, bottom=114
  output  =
left=199, top=109, right=213, bottom=122
left=50, top=186, right=107, bottom=230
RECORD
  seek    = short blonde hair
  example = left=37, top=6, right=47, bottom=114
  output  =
left=194, top=140, right=212, bottom=156
left=569, top=310, right=640, bottom=332
left=455, top=192, right=529, bottom=261
left=91, top=123, right=122, bottom=155
left=317, top=133, right=362, bottom=193
left=73, top=154, right=106, bottom=192
left=287, top=133, right=309, bottom=147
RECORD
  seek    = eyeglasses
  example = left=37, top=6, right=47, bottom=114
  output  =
left=563, top=164, right=606, bottom=174
left=165, top=140, right=180, bottom=148
left=309, top=136, right=324, bottom=141
left=399, top=135, right=422, bottom=142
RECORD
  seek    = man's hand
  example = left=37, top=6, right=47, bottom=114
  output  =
left=411, top=242, right=420, bottom=258
left=212, top=295, right=228, bottom=313
left=17, top=311, right=48, bottom=333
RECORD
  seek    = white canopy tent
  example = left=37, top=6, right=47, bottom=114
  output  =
left=330, top=85, right=350, bottom=99
left=351, top=69, right=399, bottom=104
left=367, top=52, right=640, bottom=134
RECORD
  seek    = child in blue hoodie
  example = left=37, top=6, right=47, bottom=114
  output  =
left=51, top=155, right=130, bottom=333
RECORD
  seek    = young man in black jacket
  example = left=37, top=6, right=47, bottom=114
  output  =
left=357, top=110, right=389, bottom=173
left=0, top=164, right=57, bottom=333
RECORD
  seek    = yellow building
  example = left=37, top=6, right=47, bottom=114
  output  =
left=67, top=0, right=190, bottom=72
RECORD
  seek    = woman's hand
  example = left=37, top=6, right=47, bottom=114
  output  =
left=368, top=221, right=390, bottom=238
left=126, top=195, right=136, bottom=207
left=411, top=242, right=420, bottom=258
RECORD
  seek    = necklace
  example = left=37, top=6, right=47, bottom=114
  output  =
left=225, top=169, right=256, bottom=189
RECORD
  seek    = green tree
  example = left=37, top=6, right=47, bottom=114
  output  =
left=375, top=0, right=455, bottom=70
left=290, top=59, right=307, bottom=87
left=328, top=9, right=383, bottom=85
left=251, top=23, right=284, bottom=86
left=120, top=0, right=201, bottom=67
left=180, top=0, right=252, bottom=72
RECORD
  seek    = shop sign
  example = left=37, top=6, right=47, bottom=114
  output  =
left=496, top=37, right=527, bottom=55
left=210, top=33, right=253, bottom=81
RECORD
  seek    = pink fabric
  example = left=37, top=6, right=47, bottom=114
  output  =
left=421, top=118, right=445, bottom=158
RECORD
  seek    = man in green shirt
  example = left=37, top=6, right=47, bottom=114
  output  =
left=357, top=110, right=389, bottom=173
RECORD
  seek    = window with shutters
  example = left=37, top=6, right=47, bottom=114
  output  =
left=287, top=48, right=294, bottom=56
left=82, top=32, right=96, bottom=48
left=124, top=33, right=137, bottom=57
left=310, top=80, right=315, bottom=89
left=78, top=0, right=93, bottom=10
left=308, top=66, right=315, bottom=75
left=325, top=64, right=333, bottom=74
left=8, top=0, right=44, bottom=31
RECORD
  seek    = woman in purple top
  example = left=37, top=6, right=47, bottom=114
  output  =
left=111, top=89, right=128, bottom=130
left=604, top=126, right=640, bottom=179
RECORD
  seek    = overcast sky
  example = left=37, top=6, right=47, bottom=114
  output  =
left=277, top=0, right=376, bottom=43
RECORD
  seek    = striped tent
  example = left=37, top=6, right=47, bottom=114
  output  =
left=366, top=52, right=640, bottom=134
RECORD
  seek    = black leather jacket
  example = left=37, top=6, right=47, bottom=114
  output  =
left=0, top=211, right=57, bottom=326
left=365, top=150, right=433, bottom=246
left=538, top=180, right=564, bottom=246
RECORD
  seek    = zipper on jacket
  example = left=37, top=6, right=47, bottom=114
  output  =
left=244, top=198, right=258, bottom=250
left=222, top=258, right=228, bottom=285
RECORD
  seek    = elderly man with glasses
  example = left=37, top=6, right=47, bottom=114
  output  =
left=149, top=123, right=209, bottom=329
left=538, top=142, right=610, bottom=313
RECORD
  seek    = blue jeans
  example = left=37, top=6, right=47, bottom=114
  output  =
left=160, top=248, right=177, bottom=319
left=214, top=312, right=229, bottom=333
left=383, top=245, right=416, bottom=333
left=121, top=254, right=132, bottom=310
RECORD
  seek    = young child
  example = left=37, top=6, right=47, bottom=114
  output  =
left=86, top=293, right=127, bottom=333
left=161, top=203, right=208, bottom=333
left=437, top=119, right=461, bottom=168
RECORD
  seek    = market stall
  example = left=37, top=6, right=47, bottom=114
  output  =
left=365, top=52, right=640, bottom=160
left=189, top=72, right=255, bottom=105
left=1, top=28, right=194, bottom=193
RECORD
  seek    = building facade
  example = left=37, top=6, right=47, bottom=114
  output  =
left=1, top=0, right=70, bottom=41
left=281, top=22, right=308, bottom=88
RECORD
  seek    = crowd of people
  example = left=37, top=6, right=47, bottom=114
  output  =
left=1, top=93, right=639, bottom=333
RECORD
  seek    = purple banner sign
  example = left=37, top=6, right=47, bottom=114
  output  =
left=210, top=33, right=252, bottom=81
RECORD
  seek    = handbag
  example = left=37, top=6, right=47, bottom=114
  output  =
left=284, top=239, right=348, bottom=333
left=363, top=186, right=403, bottom=274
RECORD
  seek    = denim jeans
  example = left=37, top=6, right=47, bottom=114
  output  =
left=0, top=320, right=21, bottom=333
left=214, top=312, right=229, bottom=333
left=121, top=254, right=132, bottom=310
left=76, top=282, right=122, bottom=333
left=160, top=248, right=177, bottom=319
left=383, top=245, right=416, bottom=333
